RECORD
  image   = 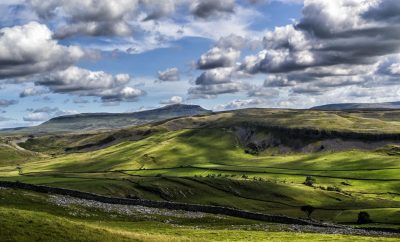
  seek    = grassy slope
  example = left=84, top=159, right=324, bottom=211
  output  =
left=2, top=109, right=400, bottom=229
left=213, top=109, right=400, bottom=134
left=1, top=128, right=400, bottom=226
left=16, top=109, right=400, bottom=155
left=0, top=188, right=397, bottom=242
left=0, top=143, right=36, bottom=166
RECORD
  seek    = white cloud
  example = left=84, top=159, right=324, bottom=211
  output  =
left=237, top=0, right=400, bottom=100
left=0, top=22, right=84, bottom=80
left=20, top=87, right=49, bottom=97
left=214, top=98, right=264, bottom=110
left=190, top=0, right=235, bottom=19
left=160, top=96, right=183, bottom=104
left=23, top=106, right=79, bottom=122
left=36, top=66, right=145, bottom=102
left=197, top=47, right=240, bottom=69
left=157, top=67, right=180, bottom=82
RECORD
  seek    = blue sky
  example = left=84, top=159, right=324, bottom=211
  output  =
left=1, top=0, right=400, bottom=128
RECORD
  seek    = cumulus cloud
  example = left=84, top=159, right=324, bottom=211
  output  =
left=160, top=96, right=183, bottom=105
left=20, top=87, right=49, bottom=97
left=195, top=68, right=234, bottom=85
left=36, top=66, right=145, bottom=102
left=216, top=34, right=262, bottom=50
left=238, top=0, right=400, bottom=97
left=28, top=0, right=139, bottom=38
left=23, top=112, right=49, bottom=122
left=191, top=31, right=261, bottom=99
left=156, top=67, right=180, bottom=82
left=189, top=82, right=244, bottom=99
left=0, top=22, right=84, bottom=80
left=264, top=75, right=297, bottom=87
left=141, top=0, right=178, bottom=21
left=214, top=98, right=264, bottom=111
left=0, top=99, right=18, bottom=107
left=27, top=0, right=235, bottom=38
left=247, top=86, right=279, bottom=98
left=388, top=63, right=400, bottom=76
left=190, top=0, right=235, bottom=19
left=197, top=47, right=240, bottom=70
left=12, top=0, right=265, bottom=56
left=189, top=67, right=251, bottom=98
left=24, top=106, right=79, bottom=122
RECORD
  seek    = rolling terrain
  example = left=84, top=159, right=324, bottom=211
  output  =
left=0, top=104, right=210, bottom=134
left=1, top=106, right=400, bottom=240
left=312, top=101, right=400, bottom=111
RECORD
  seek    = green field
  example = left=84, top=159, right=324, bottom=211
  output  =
left=0, top=188, right=397, bottom=242
left=1, top=109, right=400, bottom=240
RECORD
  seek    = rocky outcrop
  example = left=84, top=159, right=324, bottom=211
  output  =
left=232, top=124, right=400, bottom=154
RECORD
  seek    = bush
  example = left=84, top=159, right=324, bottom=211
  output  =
left=357, top=211, right=372, bottom=224
left=327, top=186, right=342, bottom=192
left=301, top=205, right=315, bottom=218
left=341, top=181, right=351, bottom=186
left=245, top=143, right=260, bottom=155
left=304, top=176, right=316, bottom=187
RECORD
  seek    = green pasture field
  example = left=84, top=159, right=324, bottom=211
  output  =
left=0, top=188, right=398, bottom=242
left=1, top=127, right=400, bottom=228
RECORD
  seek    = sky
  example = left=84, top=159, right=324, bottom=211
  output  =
left=1, top=0, right=400, bottom=128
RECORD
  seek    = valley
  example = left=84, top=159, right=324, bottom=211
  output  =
left=1, top=106, right=400, bottom=241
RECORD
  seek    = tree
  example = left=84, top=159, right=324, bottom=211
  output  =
left=301, top=205, right=315, bottom=218
left=304, top=176, right=316, bottom=187
left=357, top=211, right=372, bottom=224
left=16, top=165, right=23, bottom=175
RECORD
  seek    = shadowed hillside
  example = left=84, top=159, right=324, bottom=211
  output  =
left=312, top=102, right=400, bottom=111
left=1, top=108, right=400, bottom=230
left=0, top=104, right=211, bottom=134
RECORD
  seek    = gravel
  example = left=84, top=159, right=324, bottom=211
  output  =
left=47, top=194, right=399, bottom=237
left=48, top=194, right=215, bottom=219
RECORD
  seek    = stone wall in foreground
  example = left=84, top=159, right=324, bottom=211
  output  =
left=0, top=181, right=324, bottom=227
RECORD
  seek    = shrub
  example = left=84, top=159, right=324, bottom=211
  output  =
left=327, top=186, right=342, bottom=192
left=304, top=176, right=316, bottom=187
left=245, top=143, right=260, bottom=155
left=301, top=205, right=315, bottom=218
left=341, top=181, right=351, bottom=186
left=16, top=166, right=23, bottom=175
left=357, top=211, right=372, bottom=224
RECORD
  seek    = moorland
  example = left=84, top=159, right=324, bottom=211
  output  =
left=1, top=105, right=400, bottom=241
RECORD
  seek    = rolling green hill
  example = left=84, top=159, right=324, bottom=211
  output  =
left=0, top=104, right=210, bottom=135
left=312, top=101, right=400, bottom=111
left=1, top=108, right=400, bottom=241
left=1, top=188, right=395, bottom=242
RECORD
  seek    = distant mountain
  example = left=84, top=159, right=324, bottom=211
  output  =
left=1, top=104, right=211, bottom=134
left=311, top=101, right=400, bottom=111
